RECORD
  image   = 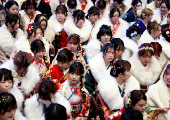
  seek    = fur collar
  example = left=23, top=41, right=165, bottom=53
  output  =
left=14, top=109, right=27, bottom=120
left=49, top=0, right=60, bottom=14
left=0, top=9, right=6, bottom=26
left=85, top=38, right=101, bottom=62
left=0, top=25, right=23, bottom=57
left=158, top=52, right=167, bottom=69
left=146, top=1, right=156, bottom=11
left=44, top=26, right=55, bottom=43
left=89, top=53, right=111, bottom=83
left=25, top=92, right=72, bottom=120
left=0, top=60, right=40, bottom=95
left=129, top=53, right=162, bottom=86
left=159, top=37, right=170, bottom=59
left=76, top=0, right=93, bottom=14
left=98, top=74, right=140, bottom=110
left=64, top=17, right=93, bottom=43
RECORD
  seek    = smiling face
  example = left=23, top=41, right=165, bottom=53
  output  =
left=164, top=67, right=170, bottom=87
left=160, top=3, right=168, bottom=15
left=0, top=109, right=16, bottom=120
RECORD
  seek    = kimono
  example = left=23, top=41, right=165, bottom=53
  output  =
left=122, top=10, right=139, bottom=23
left=44, top=26, right=55, bottom=44
left=135, top=19, right=146, bottom=34
left=159, top=37, right=170, bottom=59
left=60, top=79, right=91, bottom=119
left=146, top=1, right=157, bottom=12
left=76, top=0, right=93, bottom=14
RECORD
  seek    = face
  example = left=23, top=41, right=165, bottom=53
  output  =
left=14, top=65, right=28, bottom=77
left=100, top=34, right=111, bottom=45
left=74, top=18, right=85, bottom=28
left=32, top=28, right=43, bottom=40
left=155, top=0, right=162, bottom=8
left=57, top=61, right=71, bottom=70
left=103, top=48, right=115, bottom=63
left=139, top=52, right=152, bottom=67
left=40, top=20, right=47, bottom=30
left=8, top=19, right=19, bottom=32
left=132, top=99, right=146, bottom=113
left=25, top=5, right=35, bottom=16
left=160, top=3, right=168, bottom=15
left=69, top=72, right=81, bottom=85
left=56, top=11, right=66, bottom=22
left=34, top=50, right=46, bottom=62
left=7, top=4, right=18, bottom=14
left=89, top=14, right=99, bottom=24
left=167, top=16, right=170, bottom=24
left=146, top=15, right=153, bottom=22
left=134, top=2, right=142, bottom=12
left=122, top=70, right=131, bottom=80
left=154, top=26, right=162, bottom=38
left=114, top=2, right=122, bottom=8
left=110, top=11, right=119, bottom=25
left=116, top=46, right=124, bottom=58
left=67, top=40, right=79, bottom=53
left=163, top=68, right=170, bottom=86
left=0, top=77, right=13, bottom=92
left=0, top=109, right=16, bottom=120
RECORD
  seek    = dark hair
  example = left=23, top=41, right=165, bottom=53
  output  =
left=0, top=92, right=17, bottom=115
left=138, top=43, right=154, bottom=56
left=121, top=109, right=143, bottom=120
left=126, top=25, right=142, bottom=39
left=34, top=14, right=48, bottom=29
left=67, top=0, right=77, bottom=9
left=68, top=33, right=80, bottom=45
left=56, top=48, right=74, bottom=63
left=132, top=0, right=142, bottom=6
left=162, top=28, right=170, bottom=41
left=109, top=7, right=120, bottom=18
left=55, top=5, right=68, bottom=16
left=103, top=43, right=114, bottom=54
left=5, top=13, right=20, bottom=29
left=73, top=9, right=85, bottom=23
left=96, top=0, right=106, bottom=10
left=69, top=62, right=84, bottom=76
left=114, top=0, right=124, bottom=4
left=45, top=103, right=67, bottom=120
left=160, top=0, right=170, bottom=10
left=111, top=38, right=124, bottom=51
left=0, top=68, right=13, bottom=83
left=163, top=64, right=170, bottom=78
left=24, top=0, right=36, bottom=10
left=38, top=79, right=56, bottom=102
left=97, top=25, right=112, bottom=41
left=27, top=23, right=44, bottom=39
left=86, top=6, right=100, bottom=19
left=14, top=51, right=31, bottom=70
left=147, top=21, right=161, bottom=34
left=110, top=60, right=131, bottom=77
left=150, top=42, right=162, bottom=57
left=5, top=0, right=18, bottom=13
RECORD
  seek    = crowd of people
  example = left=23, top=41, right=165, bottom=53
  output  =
left=0, top=0, right=170, bottom=119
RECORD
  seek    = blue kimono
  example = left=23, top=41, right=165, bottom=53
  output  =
left=135, top=19, right=146, bottom=34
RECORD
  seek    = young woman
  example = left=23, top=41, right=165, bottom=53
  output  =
left=64, top=9, right=93, bottom=44
left=60, top=62, right=93, bottom=119
left=96, top=0, right=107, bottom=20
left=86, top=6, right=100, bottom=25
left=145, top=64, right=170, bottom=119
left=135, top=8, right=153, bottom=34
left=66, top=0, right=78, bottom=17
left=19, top=0, right=41, bottom=30
left=138, top=21, right=161, bottom=46
left=0, top=92, right=26, bottom=120
left=129, top=43, right=162, bottom=92
left=12, top=23, right=50, bottom=60
left=152, top=0, right=170, bottom=25
left=121, top=25, right=142, bottom=60
left=91, top=7, right=129, bottom=39
left=0, top=0, right=25, bottom=30
left=86, top=25, right=112, bottom=63
left=0, top=51, right=40, bottom=96
left=146, top=0, right=162, bottom=11
left=76, top=0, right=93, bottom=14
left=85, top=43, right=115, bottom=97
left=0, top=13, right=24, bottom=64
left=24, top=79, right=71, bottom=120
left=97, top=60, right=140, bottom=119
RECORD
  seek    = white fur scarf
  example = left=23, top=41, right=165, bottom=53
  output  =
left=159, top=37, right=170, bottom=59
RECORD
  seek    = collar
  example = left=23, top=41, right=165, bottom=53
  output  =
left=63, top=68, right=69, bottom=75
left=36, top=0, right=41, bottom=7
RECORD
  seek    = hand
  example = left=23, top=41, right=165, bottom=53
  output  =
left=157, top=107, right=169, bottom=113
left=49, top=43, right=55, bottom=54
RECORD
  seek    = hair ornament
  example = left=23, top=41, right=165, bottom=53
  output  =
left=123, top=93, right=132, bottom=108
left=164, top=27, right=170, bottom=37
left=112, top=65, right=116, bottom=75
left=138, top=46, right=154, bottom=51
left=38, top=16, right=47, bottom=24
left=130, top=31, right=138, bottom=40
left=0, top=96, right=9, bottom=103
left=26, top=25, right=33, bottom=35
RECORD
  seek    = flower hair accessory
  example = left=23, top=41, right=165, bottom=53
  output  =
left=130, top=31, right=138, bottom=40
left=26, top=25, right=33, bottom=35
left=112, top=65, right=116, bottom=75
left=0, top=96, right=9, bottom=103
left=164, top=27, right=170, bottom=37
left=138, top=46, right=154, bottom=52
left=123, top=93, right=132, bottom=108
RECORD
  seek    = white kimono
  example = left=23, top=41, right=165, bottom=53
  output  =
left=159, top=37, right=170, bottom=59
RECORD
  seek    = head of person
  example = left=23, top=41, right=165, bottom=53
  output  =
left=138, top=43, right=154, bottom=67
left=0, top=92, right=17, bottom=120
left=26, top=23, right=44, bottom=40
left=73, top=10, right=85, bottom=28
left=55, top=5, right=68, bottom=22
left=110, top=60, right=131, bottom=81
left=86, top=6, right=100, bottom=24
left=155, top=0, right=162, bottom=8
left=162, top=27, right=170, bottom=41
left=150, top=42, right=162, bottom=59
left=167, top=13, right=170, bottom=25
left=5, top=0, right=19, bottom=14
left=147, top=21, right=161, bottom=38
left=96, top=0, right=106, bottom=14
left=13, top=51, right=31, bottom=76
left=5, top=13, right=20, bottom=32
left=38, top=79, right=56, bottom=103
left=111, top=38, right=124, bottom=59
left=103, top=43, right=115, bottom=64
left=113, top=0, right=124, bottom=8
left=126, top=25, right=142, bottom=41
left=67, top=34, right=80, bottom=53
left=121, top=109, right=143, bottom=120
left=34, top=14, right=48, bottom=30
left=97, top=25, right=112, bottom=45
left=109, top=7, right=120, bottom=25
left=45, top=103, right=67, bottom=120
left=140, top=8, right=153, bottom=22
left=67, top=0, right=77, bottom=10
left=160, top=0, right=169, bottom=15
left=163, top=64, right=170, bottom=87
left=69, top=62, right=84, bottom=86
left=0, top=68, right=13, bottom=93
left=24, top=0, right=36, bottom=16
left=56, top=48, right=74, bottom=70
left=132, top=0, right=142, bottom=14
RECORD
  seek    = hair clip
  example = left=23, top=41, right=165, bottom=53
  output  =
left=130, top=31, right=138, bottom=40
left=112, top=65, right=116, bottom=75
left=26, top=25, right=34, bottom=35
left=138, top=46, right=154, bottom=52
left=123, top=93, right=132, bottom=108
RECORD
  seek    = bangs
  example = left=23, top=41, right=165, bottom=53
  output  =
left=56, top=53, right=68, bottom=62
left=138, top=50, right=154, bottom=57
left=116, top=45, right=124, bottom=50
left=69, top=65, right=81, bottom=75
left=68, top=38, right=79, bottom=45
